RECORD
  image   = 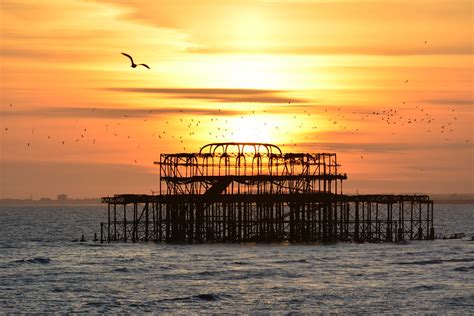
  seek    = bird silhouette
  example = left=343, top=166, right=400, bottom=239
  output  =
left=121, top=53, right=150, bottom=69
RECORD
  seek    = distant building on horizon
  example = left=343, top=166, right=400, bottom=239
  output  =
left=57, top=194, right=68, bottom=201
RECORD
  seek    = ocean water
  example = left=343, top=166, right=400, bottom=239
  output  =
left=0, top=204, right=472, bottom=313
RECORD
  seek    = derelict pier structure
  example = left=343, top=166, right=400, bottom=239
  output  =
left=100, top=142, right=434, bottom=243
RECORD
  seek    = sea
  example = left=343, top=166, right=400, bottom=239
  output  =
left=0, top=204, right=472, bottom=313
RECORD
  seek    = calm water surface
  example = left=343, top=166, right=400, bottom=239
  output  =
left=0, top=204, right=473, bottom=313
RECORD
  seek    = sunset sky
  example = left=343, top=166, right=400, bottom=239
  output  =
left=0, top=0, right=473, bottom=198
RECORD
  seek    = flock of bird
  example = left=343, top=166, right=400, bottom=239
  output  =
left=1, top=51, right=471, bottom=164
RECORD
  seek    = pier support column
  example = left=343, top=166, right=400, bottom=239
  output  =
left=123, top=204, right=127, bottom=242
left=145, top=203, right=149, bottom=242
left=354, top=202, right=360, bottom=242
left=430, top=202, right=435, bottom=240
left=107, top=204, right=110, bottom=243
left=386, top=204, right=392, bottom=242
left=397, top=227, right=404, bottom=242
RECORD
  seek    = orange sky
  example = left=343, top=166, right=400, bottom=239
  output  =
left=0, top=0, right=473, bottom=198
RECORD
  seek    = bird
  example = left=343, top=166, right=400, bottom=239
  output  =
left=121, top=53, right=150, bottom=69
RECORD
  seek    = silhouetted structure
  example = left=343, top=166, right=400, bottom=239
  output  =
left=100, top=143, right=434, bottom=243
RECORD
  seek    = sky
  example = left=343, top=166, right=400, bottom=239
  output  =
left=0, top=0, right=473, bottom=198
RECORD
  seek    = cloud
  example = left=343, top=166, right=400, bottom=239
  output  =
left=300, top=141, right=473, bottom=153
left=98, top=0, right=472, bottom=57
left=107, top=87, right=303, bottom=103
left=0, top=106, right=247, bottom=119
left=188, top=45, right=474, bottom=56
left=423, top=98, right=473, bottom=106
left=0, top=103, right=379, bottom=120
left=0, top=48, right=53, bottom=59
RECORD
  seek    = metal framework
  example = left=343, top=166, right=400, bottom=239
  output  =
left=100, top=142, right=434, bottom=243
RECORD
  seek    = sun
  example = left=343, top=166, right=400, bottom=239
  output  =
left=221, top=114, right=305, bottom=145
left=227, top=116, right=273, bottom=143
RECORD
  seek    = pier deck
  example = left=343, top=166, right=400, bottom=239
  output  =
left=100, top=143, right=434, bottom=243
left=100, top=193, right=434, bottom=243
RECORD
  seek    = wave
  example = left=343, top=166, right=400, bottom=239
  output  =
left=0, top=244, right=19, bottom=249
left=116, top=257, right=145, bottom=263
left=444, top=258, right=474, bottom=263
left=195, top=293, right=222, bottom=301
left=396, top=259, right=443, bottom=265
left=111, top=267, right=150, bottom=273
left=225, top=268, right=290, bottom=280
left=396, top=257, right=474, bottom=266
left=274, top=258, right=308, bottom=264
left=410, top=284, right=446, bottom=291
left=158, top=293, right=229, bottom=303
left=230, top=261, right=250, bottom=265
left=196, top=270, right=218, bottom=276
left=13, top=257, right=51, bottom=264
left=453, top=266, right=474, bottom=272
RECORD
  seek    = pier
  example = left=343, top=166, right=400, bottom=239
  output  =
left=100, top=142, right=434, bottom=243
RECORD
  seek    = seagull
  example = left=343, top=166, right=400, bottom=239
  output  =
left=121, top=53, right=150, bottom=69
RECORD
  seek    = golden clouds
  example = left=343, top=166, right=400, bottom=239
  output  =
left=0, top=0, right=473, bottom=197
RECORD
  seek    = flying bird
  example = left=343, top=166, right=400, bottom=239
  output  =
left=121, top=52, right=150, bottom=69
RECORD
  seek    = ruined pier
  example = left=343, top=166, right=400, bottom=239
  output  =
left=100, top=142, right=434, bottom=243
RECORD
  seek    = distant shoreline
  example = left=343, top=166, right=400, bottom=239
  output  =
left=0, top=199, right=473, bottom=206
left=0, top=199, right=101, bottom=207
